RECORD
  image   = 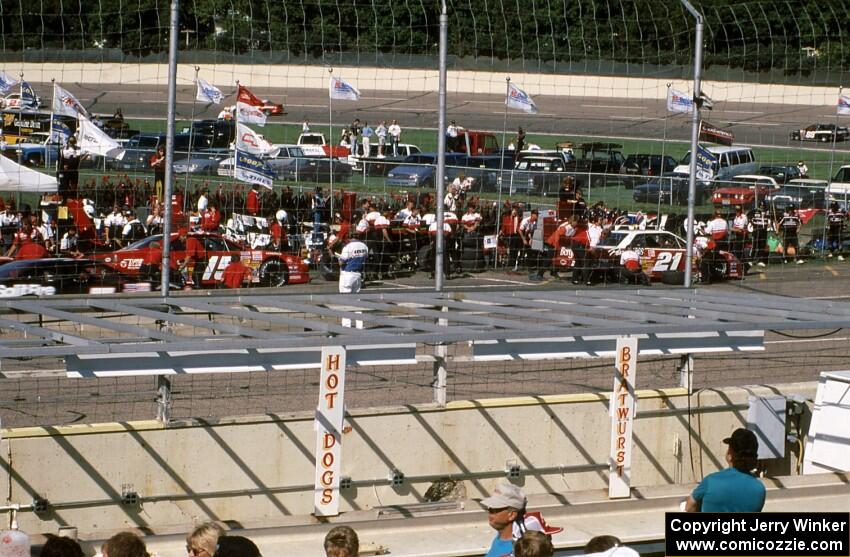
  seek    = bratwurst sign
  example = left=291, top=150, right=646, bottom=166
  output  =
left=609, top=336, right=638, bottom=498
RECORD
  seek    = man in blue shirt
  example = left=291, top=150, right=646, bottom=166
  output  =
left=685, top=428, right=766, bottom=512
left=481, top=483, right=526, bottom=557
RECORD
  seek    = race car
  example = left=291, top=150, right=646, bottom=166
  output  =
left=551, top=229, right=743, bottom=282
left=0, top=258, right=151, bottom=298
left=790, top=123, right=849, bottom=143
left=94, top=232, right=310, bottom=288
left=260, top=99, right=285, bottom=116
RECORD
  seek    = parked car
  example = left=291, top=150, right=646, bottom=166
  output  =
left=765, top=179, right=828, bottom=212
left=296, top=132, right=350, bottom=158
left=756, top=165, right=802, bottom=185
left=443, top=154, right=513, bottom=193
left=828, top=165, right=850, bottom=209
left=95, top=233, right=310, bottom=288
left=632, top=173, right=711, bottom=205
left=712, top=175, right=780, bottom=208
left=353, top=143, right=422, bottom=176
left=675, top=146, right=757, bottom=183
left=108, top=133, right=215, bottom=171
left=620, top=154, right=678, bottom=188
left=273, top=156, right=353, bottom=183
left=566, top=142, right=626, bottom=188
left=385, top=153, right=468, bottom=189
left=183, top=120, right=236, bottom=148
left=173, top=149, right=231, bottom=175
left=511, top=155, right=570, bottom=196
left=790, top=123, right=849, bottom=143
left=0, top=258, right=150, bottom=298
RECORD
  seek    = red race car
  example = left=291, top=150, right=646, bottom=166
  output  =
left=261, top=99, right=285, bottom=116
left=95, top=232, right=309, bottom=288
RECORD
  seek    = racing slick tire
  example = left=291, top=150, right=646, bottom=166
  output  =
left=320, top=251, right=339, bottom=282
left=258, top=257, right=289, bottom=287
left=819, top=135, right=830, bottom=143
left=660, top=270, right=686, bottom=285
left=417, top=244, right=434, bottom=273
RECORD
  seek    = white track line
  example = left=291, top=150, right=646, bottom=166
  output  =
left=478, top=277, right=537, bottom=286
left=583, top=104, right=647, bottom=110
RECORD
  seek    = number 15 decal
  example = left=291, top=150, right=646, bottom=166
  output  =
left=652, top=251, right=683, bottom=272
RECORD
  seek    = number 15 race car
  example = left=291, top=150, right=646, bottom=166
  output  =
left=95, top=232, right=310, bottom=288
left=552, top=229, right=743, bottom=282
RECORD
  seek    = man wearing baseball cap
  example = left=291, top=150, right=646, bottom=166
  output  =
left=685, top=428, right=766, bottom=512
left=481, top=482, right=526, bottom=557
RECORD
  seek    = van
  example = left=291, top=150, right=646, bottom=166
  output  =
left=674, top=145, right=757, bottom=182
left=827, top=165, right=850, bottom=209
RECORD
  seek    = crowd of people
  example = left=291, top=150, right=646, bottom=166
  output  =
left=1, top=163, right=846, bottom=290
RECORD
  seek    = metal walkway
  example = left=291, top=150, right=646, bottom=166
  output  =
left=2, top=288, right=849, bottom=361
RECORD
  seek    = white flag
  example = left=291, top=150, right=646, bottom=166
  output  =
left=77, top=116, right=124, bottom=159
left=0, top=71, right=19, bottom=95
left=53, top=84, right=88, bottom=118
left=505, top=83, right=539, bottom=114
left=236, top=122, right=277, bottom=156
left=196, top=78, right=223, bottom=104
left=329, top=76, right=361, bottom=101
left=667, top=88, right=694, bottom=114
left=838, top=94, right=850, bottom=116
left=235, top=102, right=266, bottom=126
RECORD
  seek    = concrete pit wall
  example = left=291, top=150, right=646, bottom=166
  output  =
left=1, top=382, right=813, bottom=536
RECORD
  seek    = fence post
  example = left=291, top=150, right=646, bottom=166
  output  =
left=156, top=375, right=172, bottom=424
left=679, top=354, right=694, bottom=393
left=432, top=305, right=449, bottom=406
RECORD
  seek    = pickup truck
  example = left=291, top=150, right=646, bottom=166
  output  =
left=354, top=143, right=422, bottom=176
left=297, top=132, right=350, bottom=159
left=447, top=130, right=500, bottom=156
left=566, top=142, right=625, bottom=188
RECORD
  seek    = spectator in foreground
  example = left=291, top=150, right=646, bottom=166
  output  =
left=584, top=535, right=639, bottom=557
left=185, top=521, right=225, bottom=557
left=102, top=532, right=147, bottom=557
left=324, top=525, right=359, bottom=557
left=514, top=531, right=553, bottom=557
left=481, top=482, right=526, bottom=557
left=212, top=536, right=261, bottom=557
left=685, top=428, right=765, bottom=512
left=40, top=535, right=84, bottom=557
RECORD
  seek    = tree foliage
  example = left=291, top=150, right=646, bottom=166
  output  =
left=0, top=0, right=847, bottom=77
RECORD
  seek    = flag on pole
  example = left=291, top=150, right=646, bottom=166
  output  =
left=0, top=72, right=19, bottom=94
left=666, top=88, right=694, bottom=114
left=20, top=81, right=37, bottom=108
left=236, top=122, right=277, bottom=156
left=329, top=76, right=361, bottom=101
left=77, top=116, right=125, bottom=159
left=838, top=94, right=850, bottom=116
left=53, top=84, right=88, bottom=118
left=196, top=78, right=223, bottom=104
left=235, top=84, right=266, bottom=126
left=234, top=149, right=275, bottom=189
left=505, top=83, right=539, bottom=114
left=49, top=120, right=72, bottom=144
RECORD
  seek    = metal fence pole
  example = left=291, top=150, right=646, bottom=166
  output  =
left=435, top=1, right=448, bottom=292
left=681, top=0, right=703, bottom=287
left=160, top=0, right=180, bottom=295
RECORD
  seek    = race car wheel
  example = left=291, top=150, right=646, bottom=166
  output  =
left=258, top=257, right=289, bottom=287
left=320, top=251, right=339, bottom=282
left=820, top=135, right=830, bottom=143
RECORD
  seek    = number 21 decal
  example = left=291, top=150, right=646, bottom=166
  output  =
left=652, top=251, right=683, bottom=272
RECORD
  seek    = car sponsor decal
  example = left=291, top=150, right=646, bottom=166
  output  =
left=118, top=258, right=145, bottom=271
left=0, top=284, right=56, bottom=297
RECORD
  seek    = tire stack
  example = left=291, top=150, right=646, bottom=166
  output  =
left=460, top=232, right=485, bottom=272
